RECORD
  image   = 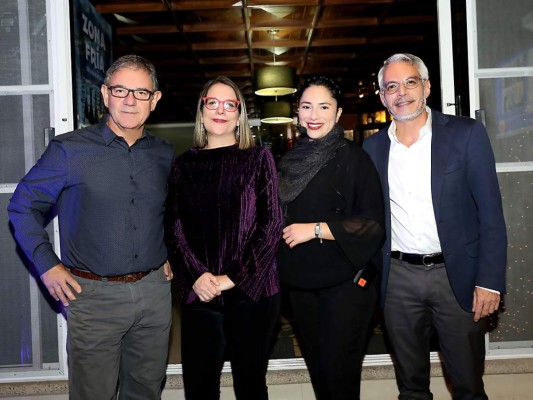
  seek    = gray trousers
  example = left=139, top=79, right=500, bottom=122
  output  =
left=66, top=266, right=172, bottom=400
left=384, top=258, right=488, bottom=400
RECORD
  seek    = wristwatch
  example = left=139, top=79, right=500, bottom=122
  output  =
left=314, top=222, right=322, bottom=243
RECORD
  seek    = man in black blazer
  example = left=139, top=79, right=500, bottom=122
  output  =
left=363, top=53, right=507, bottom=400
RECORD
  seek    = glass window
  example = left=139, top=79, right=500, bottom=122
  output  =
left=0, top=0, right=59, bottom=376
left=0, top=194, right=59, bottom=369
left=479, top=77, right=533, bottom=164
left=0, top=95, right=49, bottom=183
left=489, top=171, right=533, bottom=348
left=474, top=0, right=533, bottom=356
left=476, top=0, right=533, bottom=69
left=0, top=0, right=48, bottom=86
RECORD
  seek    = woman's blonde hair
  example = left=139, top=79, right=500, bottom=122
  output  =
left=193, top=76, right=254, bottom=149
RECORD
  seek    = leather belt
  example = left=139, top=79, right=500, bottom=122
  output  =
left=69, top=267, right=151, bottom=283
left=391, top=251, right=444, bottom=266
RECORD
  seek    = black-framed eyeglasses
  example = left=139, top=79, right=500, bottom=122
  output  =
left=107, top=85, right=155, bottom=101
left=202, top=97, right=241, bottom=112
left=381, top=76, right=426, bottom=95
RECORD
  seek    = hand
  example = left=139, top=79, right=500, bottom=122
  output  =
left=283, top=223, right=315, bottom=248
left=40, top=264, right=82, bottom=307
left=215, top=275, right=235, bottom=291
left=472, top=287, right=500, bottom=322
left=192, top=272, right=221, bottom=302
left=163, top=260, right=173, bottom=280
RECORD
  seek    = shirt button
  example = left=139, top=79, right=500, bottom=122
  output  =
left=134, top=254, right=138, bottom=259
left=131, top=199, right=135, bottom=204
left=133, top=226, right=137, bottom=230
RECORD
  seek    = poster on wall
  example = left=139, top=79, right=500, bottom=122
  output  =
left=71, top=0, right=113, bottom=129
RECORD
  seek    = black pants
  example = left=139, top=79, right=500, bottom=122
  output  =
left=384, top=258, right=488, bottom=400
left=288, top=279, right=378, bottom=400
left=181, top=293, right=281, bottom=400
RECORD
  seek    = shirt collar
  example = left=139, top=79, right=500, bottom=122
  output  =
left=387, top=107, right=432, bottom=144
left=99, top=116, right=150, bottom=147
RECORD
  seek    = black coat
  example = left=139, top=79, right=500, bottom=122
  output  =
left=277, top=139, right=385, bottom=289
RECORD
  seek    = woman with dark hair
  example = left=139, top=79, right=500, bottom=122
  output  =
left=165, top=76, right=282, bottom=399
left=277, top=76, right=385, bottom=400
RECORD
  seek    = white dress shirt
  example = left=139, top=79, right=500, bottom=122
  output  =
left=387, top=108, right=497, bottom=294
left=387, top=108, right=441, bottom=254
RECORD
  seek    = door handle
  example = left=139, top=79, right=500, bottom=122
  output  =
left=44, top=127, right=55, bottom=147
left=446, top=95, right=462, bottom=116
left=475, top=109, right=486, bottom=127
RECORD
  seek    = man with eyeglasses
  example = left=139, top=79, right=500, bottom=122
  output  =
left=8, top=54, right=174, bottom=399
left=363, top=53, right=506, bottom=400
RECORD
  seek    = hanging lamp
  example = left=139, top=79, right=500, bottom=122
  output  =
left=255, top=66, right=297, bottom=96
left=254, top=30, right=297, bottom=96
left=260, top=101, right=293, bottom=124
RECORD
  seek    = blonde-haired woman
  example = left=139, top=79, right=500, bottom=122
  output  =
left=165, top=76, right=283, bottom=400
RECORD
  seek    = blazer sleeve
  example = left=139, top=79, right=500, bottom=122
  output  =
left=466, top=121, right=507, bottom=292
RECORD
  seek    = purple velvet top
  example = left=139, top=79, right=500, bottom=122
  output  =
left=165, top=144, right=282, bottom=304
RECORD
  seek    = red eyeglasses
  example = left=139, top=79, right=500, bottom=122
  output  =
left=202, top=97, right=241, bottom=112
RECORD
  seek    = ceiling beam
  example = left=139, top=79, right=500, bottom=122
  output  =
left=241, top=0, right=256, bottom=83
left=113, top=16, right=436, bottom=37
left=129, top=34, right=424, bottom=52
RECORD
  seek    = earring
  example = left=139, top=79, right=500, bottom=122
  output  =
left=201, top=123, right=207, bottom=139
left=296, top=119, right=306, bottom=136
left=235, top=124, right=240, bottom=139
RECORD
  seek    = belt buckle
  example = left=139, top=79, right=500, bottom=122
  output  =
left=422, top=254, right=435, bottom=267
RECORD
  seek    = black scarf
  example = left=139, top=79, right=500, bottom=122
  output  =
left=278, top=124, right=346, bottom=205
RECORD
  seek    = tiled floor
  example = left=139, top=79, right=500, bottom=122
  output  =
left=3, top=371, right=533, bottom=399
left=166, top=374, right=532, bottom=400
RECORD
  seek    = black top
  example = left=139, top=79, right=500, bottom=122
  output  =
left=165, top=145, right=283, bottom=304
left=277, top=140, right=385, bottom=289
left=8, top=120, right=174, bottom=276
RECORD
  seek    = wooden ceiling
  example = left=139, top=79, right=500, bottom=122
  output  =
left=89, top=0, right=440, bottom=123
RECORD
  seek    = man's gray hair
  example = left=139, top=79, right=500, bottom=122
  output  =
left=377, top=53, right=429, bottom=89
left=104, top=54, right=159, bottom=91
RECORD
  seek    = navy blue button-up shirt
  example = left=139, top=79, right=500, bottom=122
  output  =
left=8, top=120, right=174, bottom=277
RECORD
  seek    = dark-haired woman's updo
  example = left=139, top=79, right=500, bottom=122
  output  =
left=298, top=76, right=342, bottom=109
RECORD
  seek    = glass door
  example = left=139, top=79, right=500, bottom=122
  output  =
left=466, top=0, right=533, bottom=354
left=0, top=0, right=73, bottom=379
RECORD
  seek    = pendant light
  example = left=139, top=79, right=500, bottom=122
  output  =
left=260, top=101, right=293, bottom=124
left=254, top=30, right=297, bottom=96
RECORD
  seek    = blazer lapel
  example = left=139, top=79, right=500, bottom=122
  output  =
left=431, top=110, right=452, bottom=223
left=376, top=133, right=391, bottom=196
left=375, top=133, right=392, bottom=240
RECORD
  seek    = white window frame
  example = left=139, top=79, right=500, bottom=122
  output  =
left=465, top=0, right=533, bottom=358
left=0, top=0, right=73, bottom=382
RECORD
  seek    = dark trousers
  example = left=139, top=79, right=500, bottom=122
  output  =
left=181, top=293, right=281, bottom=400
left=288, top=279, right=378, bottom=400
left=66, top=266, right=172, bottom=400
left=384, top=258, right=488, bottom=400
